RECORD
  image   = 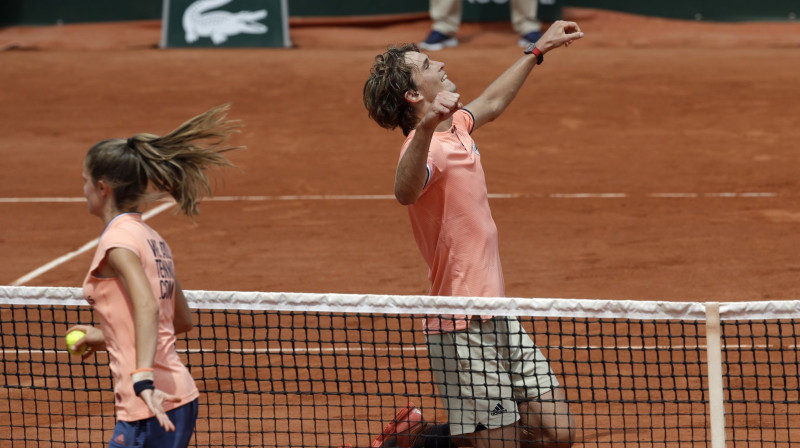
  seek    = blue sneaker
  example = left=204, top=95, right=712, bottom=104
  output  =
left=518, top=30, right=543, bottom=47
left=419, top=30, right=458, bottom=51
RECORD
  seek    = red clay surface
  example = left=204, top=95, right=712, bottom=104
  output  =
left=3, top=10, right=800, bottom=446
left=2, top=8, right=800, bottom=302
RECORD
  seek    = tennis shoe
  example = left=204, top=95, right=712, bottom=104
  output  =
left=419, top=31, right=458, bottom=51
left=517, top=30, right=543, bottom=47
left=371, top=403, right=425, bottom=448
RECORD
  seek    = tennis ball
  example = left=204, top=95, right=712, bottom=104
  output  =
left=65, top=330, right=88, bottom=356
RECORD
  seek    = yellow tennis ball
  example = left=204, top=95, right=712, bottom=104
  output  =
left=65, top=330, right=88, bottom=356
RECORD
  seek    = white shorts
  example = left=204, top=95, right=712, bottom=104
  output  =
left=425, top=316, right=558, bottom=435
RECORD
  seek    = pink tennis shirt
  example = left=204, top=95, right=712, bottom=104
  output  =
left=83, top=213, right=199, bottom=422
left=400, top=109, right=504, bottom=333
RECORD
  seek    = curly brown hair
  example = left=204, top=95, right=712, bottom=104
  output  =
left=363, top=43, right=420, bottom=136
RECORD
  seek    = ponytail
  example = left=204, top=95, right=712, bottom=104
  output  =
left=85, top=104, right=243, bottom=217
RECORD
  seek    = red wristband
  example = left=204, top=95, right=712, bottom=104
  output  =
left=524, top=43, right=544, bottom=65
left=530, top=47, right=543, bottom=65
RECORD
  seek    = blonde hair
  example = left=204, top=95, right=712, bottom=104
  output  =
left=85, top=104, right=243, bottom=217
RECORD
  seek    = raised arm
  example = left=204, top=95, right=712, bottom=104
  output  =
left=465, top=20, right=584, bottom=131
left=394, top=90, right=462, bottom=205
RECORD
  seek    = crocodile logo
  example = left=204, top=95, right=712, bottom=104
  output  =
left=183, top=0, right=268, bottom=45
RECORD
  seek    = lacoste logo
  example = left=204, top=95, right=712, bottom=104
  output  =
left=183, top=0, right=268, bottom=45
left=490, top=403, right=508, bottom=416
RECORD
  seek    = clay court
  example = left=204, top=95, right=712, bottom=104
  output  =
left=2, top=9, right=800, bottom=302
left=1, top=9, right=800, bottom=446
left=1, top=9, right=799, bottom=301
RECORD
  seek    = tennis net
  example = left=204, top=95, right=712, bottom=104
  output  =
left=2, top=286, right=800, bottom=448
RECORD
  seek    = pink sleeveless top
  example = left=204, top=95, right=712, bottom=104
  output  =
left=83, top=213, right=199, bottom=422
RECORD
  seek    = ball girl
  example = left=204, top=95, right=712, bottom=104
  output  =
left=66, top=104, right=242, bottom=448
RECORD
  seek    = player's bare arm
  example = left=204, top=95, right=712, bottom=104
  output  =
left=107, top=247, right=159, bottom=373
left=108, top=247, right=182, bottom=430
left=395, top=91, right=461, bottom=205
left=173, top=281, right=193, bottom=335
left=466, top=20, right=584, bottom=131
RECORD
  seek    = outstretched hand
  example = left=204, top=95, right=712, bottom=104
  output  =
left=536, top=20, right=584, bottom=53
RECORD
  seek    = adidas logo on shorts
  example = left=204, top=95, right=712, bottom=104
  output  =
left=490, top=403, right=508, bottom=416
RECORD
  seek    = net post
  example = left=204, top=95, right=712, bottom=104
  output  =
left=705, top=301, right=727, bottom=448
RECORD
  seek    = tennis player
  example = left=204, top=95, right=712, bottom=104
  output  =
left=362, top=21, right=583, bottom=448
left=66, top=104, right=242, bottom=448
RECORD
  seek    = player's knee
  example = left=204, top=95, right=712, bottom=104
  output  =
left=546, top=424, right=575, bottom=448
left=520, top=423, right=575, bottom=448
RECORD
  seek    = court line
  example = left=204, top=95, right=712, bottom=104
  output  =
left=2, top=190, right=783, bottom=285
left=1, top=343, right=782, bottom=357
left=0, top=191, right=782, bottom=203
left=9, top=202, right=175, bottom=286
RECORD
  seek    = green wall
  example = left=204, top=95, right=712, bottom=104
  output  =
left=566, top=0, right=797, bottom=21
left=288, top=0, right=427, bottom=17
left=0, top=0, right=796, bottom=26
left=0, top=0, right=429, bottom=25
left=0, top=1, right=163, bottom=25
